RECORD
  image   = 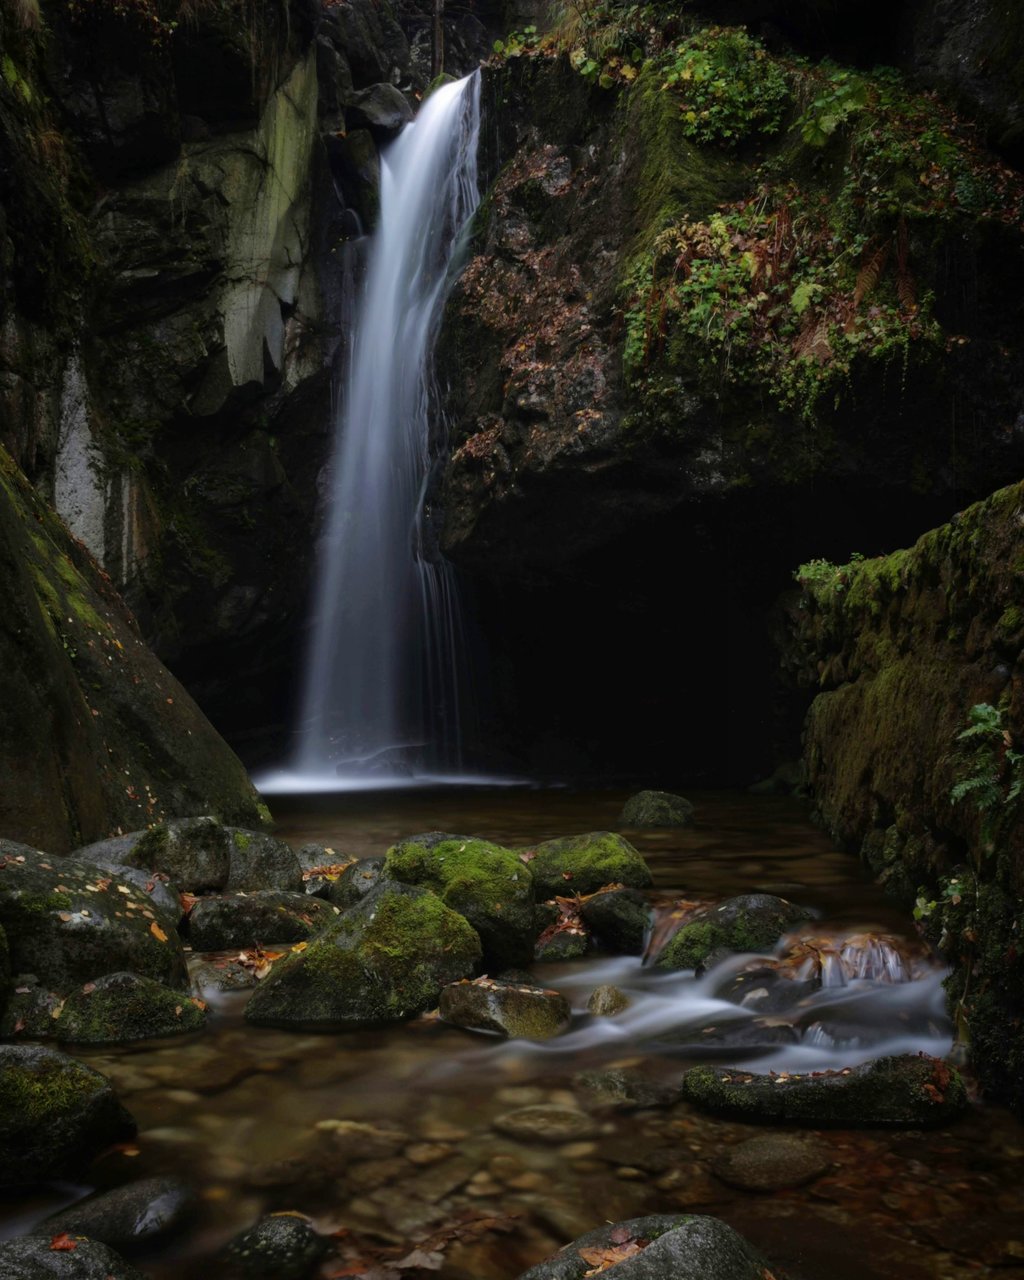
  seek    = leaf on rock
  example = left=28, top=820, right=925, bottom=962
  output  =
left=150, top=921, right=169, bottom=942
left=49, top=1233, right=78, bottom=1252
left=579, top=1234, right=649, bottom=1275
left=518, top=849, right=537, bottom=863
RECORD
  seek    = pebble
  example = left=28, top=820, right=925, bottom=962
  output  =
left=711, top=1134, right=832, bottom=1192
left=559, top=1141, right=597, bottom=1158
left=404, top=1142, right=452, bottom=1166
left=493, top=1105, right=598, bottom=1144
left=495, top=1086, right=547, bottom=1106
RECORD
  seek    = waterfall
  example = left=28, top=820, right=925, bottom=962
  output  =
left=288, top=72, right=482, bottom=784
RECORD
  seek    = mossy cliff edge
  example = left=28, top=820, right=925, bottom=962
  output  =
left=780, top=482, right=1024, bottom=1112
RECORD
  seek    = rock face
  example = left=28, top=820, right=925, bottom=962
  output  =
left=0, top=1044, right=135, bottom=1187
left=780, top=481, right=1024, bottom=1112
left=578, top=886, right=650, bottom=954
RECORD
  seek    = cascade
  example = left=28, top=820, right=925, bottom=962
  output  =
left=268, top=73, right=482, bottom=788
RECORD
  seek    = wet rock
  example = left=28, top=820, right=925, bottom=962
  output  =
left=66, top=844, right=182, bottom=924
left=654, top=894, right=812, bottom=970
left=384, top=832, right=535, bottom=966
left=654, top=1016, right=800, bottom=1054
left=318, top=1119, right=409, bottom=1159
left=0, top=840, right=189, bottom=992
left=526, top=832, right=653, bottom=899
left=0, top=1236, right=145, bottom=1278
left=187, top=892, right=339, bottom=949
left=43, top=1176, right=195, bottom=1248
left=711, top=1134, right=831, bottom=1191
left=619, top=790, right=696, bottom=827
left=347, top=83, right=413, bottom=136
left=219, top=1213, right=327, bottom=1279
left=58, top=972, right=206, bottom=1044
left=713, top=966, right=819, bottom=1013
left=579, top=886, right=650, bottom=954
left=440, top=977, right=570, bottom=1039
left=0, top=1044, right=135, bottom=1187
left=587, top=984, right=630, bottom=1016
left=680, top=1054, right=969, bottom=1127
left=190, top=957, right=263, bottom=992
left=0, top=921, right=8, bottom=1020
left=245, top=883, right=481, bottom=1029
left=326, top=856, right=385, bottom=908
left=575, top=1068, right=681, bottom=1110
left=1, top=979, right=67, bottom=1039
left=534, top=926, right=590, bottom=961
left=514, top=1213, right=771, bottom=1279
left=295, top=845, right=354, bottom=898
left=493, top=1104, right=597, bottom=1143
left=122, top=820, right=302, bottom=894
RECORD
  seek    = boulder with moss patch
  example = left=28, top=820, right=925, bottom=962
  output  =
left=245, top=882, right=482, bottom=1029
left=58, top=972, right=207, bottom=1044
left=384, top=832, right=536, bottom=966
left=121, top=819, right=302, bottom=894
left=619, top=791, right=695, bottom=827
left=440, top=977, right=570, bottom=1039
left=526, top=832, right=653, bottom=900
left=654, top=894, right=811, bottom=970
left=0, top=1044, right=136, bottom=1187
left=187, top=892, right=339, bottom=950
left=326, top=856, right=385, bottom=908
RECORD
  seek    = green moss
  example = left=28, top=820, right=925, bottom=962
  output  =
left=0, top=1058, right=100, bottom=1124
left=528, top=832, right=653, bottom=899
left=232, top=831, right=252, bottom=851
left=59, top=974, right=206, bottom=1044
left=654, top=919, right=719, bottom=969
left=13, top=891, right=74, bottom=915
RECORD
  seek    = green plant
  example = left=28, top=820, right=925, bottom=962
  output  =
left=950, top=703, right=1024, bottom=856
left=493, top=24, right=539, bottom=57
left=795, top=67, right=868, bottom=146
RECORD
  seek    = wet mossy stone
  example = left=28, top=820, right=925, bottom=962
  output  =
left=526, top=833, right=653, bottom=900
left=619, top=791, right=696, bottom=828
left=579, top=886, right=650, bottom=954
left=66, top=841, right=183, bottom=925
left=654, top=894, right=812, bottom=971
left=384, top=832, right=535, bottom=967
left=244, top=882, right=482, bottom=1029
left=514, top=1214, right=770, bottom=1278
left=58, top=972, right=207, bottom=1044
left=219, top=1213, right=327, bottom=1279
left=0, top=839, right=189, bottom=992
left=574, top=1067, right=681, bottom=1110
left=587, top=984, right=630, bottom=1016
left=325, top=856, right=384, bottom=908
left=440, top=977, right=571, bottom=1039
left=296, top=843, right=354, bottom=898
left=0, top=1044, right=136, bottom=1187
left=680, top=1055, right=969, bottom=1127
left=187, top=892, right=340, bottom=950
left=122, top=819, right=302, bottom=894
left=0, top=1236, right=145, bottom=1278
left=1, top=980, right=67, bottom=1039
left=534, top=926, right=590, bottom=961
left=43, top=1176, right=195, bottom=1249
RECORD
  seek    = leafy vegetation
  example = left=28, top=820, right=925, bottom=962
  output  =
left=949, top=702, right=1024, bottom=853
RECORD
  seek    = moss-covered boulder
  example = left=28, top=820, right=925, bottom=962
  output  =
left=526, top=832, right=653, bottom=899
left=654, top=894, right=811, bottom=970
left=0, top=840, right=188, bottom=992
left=383, top=832, right=536, bottom=966
left=187, top=892, right=339, bottom=950
left=121, top=819, right=302, bottom=894
left=0, top=1044, right=136, bottom=1187
left=0, top=1236, right=145, bottom=1279
left=619, top=791, right=695, bottom=827
left=514, top=1214, right=770, bottom=1279
left=325, top=856, right=385, bottom=908
left=680, top=1055, right=968, bottom=1127
left=440, top=977, right=571, bottom=1039
left=244, top=882, right=482, bottom=1029
left=58, top=972, right=207, bottom=1044
left=579, top=886, right=650, bottom=954
left=534, top=926, right=590, bottom=961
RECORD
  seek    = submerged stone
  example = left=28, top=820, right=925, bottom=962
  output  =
left=58, top=972, right=206, bottom=1044
left=711, top=1134, right=831, bottom=1191
left=619, top=790, right=696, bottom=827
left=440, top=977, right=570, bottom=1039
left=43, top=1176, right=195, bottom=1248
left=0, top=1236, right=144, bottom=1278
left=187, top=892, right=339, bottom=950
left=587, top=984, right=631, bottom=1016
left=526, top=832, right=653, bottom=899
left=493, top=1104, right=597, bottom=1144
left=654, top=893, right=812, bottom=970
left=575, top=1068, right=681, bottom=1110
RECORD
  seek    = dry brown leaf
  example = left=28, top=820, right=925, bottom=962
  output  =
left=150, top=921, right=168, bottom=942
left=49, top=1233, right=78, bottom=1252
left=579, top=1238, right=647, bottom=1274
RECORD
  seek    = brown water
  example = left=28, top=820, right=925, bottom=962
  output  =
left=3, top=789, right=1023, bottom=1279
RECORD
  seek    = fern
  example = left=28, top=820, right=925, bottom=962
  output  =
left=853, top=240, right=890, bottom=308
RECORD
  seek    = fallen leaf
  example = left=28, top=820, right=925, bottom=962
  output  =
left=518, top=849, right=537, bottom=863
left=579, top=1237, right=648, bottom=1274
left=150, top=921, right=168, bottom=942
left=49, top=1233, right=78, bottom=1252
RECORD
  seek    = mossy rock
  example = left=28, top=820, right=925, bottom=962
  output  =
left=0, top=839, right=189, bottom=992
left=384, top=832, right=536, bottom=966
left=244, top=882, right=482, bottom=1029
left=514, top=1214, right=770, bottom=1279
left=534, top=926, right=590, bottom=962
left=680, top=1055, right=968, bottom=1127
left=0, top=1044, right=136, bottom=1187
left=619, top=790, right=695, bottom=828
left=654, top=894, right=811, bottom=970
left=0, top=1236, right=145, bottom=1278
left=58, top=972, right=207, bottom=1044
left=440, top=978, right=570, bottom=1040
left=187, top=891, right=340, bottom=950
left=579, top=886, right=650, bottom=954
left=123, top=819, right=302, bottom=894
left=526, top=832, right=653, bottom=899
left=325, top=856, right=385, bottom=908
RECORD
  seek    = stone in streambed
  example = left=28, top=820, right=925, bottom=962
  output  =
left=0, top=1236, right=145, bottom=1278
left=0, top=1044, right=135, bottom=1187
left=711, top=1134, right=831, bottom=1191
left=619, top=790, right=696, bottom=827
left=575, top=1068, right=681, bottom=1110
left=219, top=1213, right=327, bottom=1279
left=120, top=818, right=302, bottom=894
left=579, top=886, right=650, bottom=954
left=244, top=883, right=481, bottom=1029
left=493, top=1104, right=597, bottom=1144
left=384, top=832, right=535, bottom=966
left=654, top=894, right=812, bottom=970
left=525, top=832, right=653, bottom=899
left=325, top=855, right=384, bottom=908
left=58, top=972, right=206, bottom=1044
left=680, top=1054, right=968, bottom=1127
left=534, top=926, right=589, bottom=961
left=513, top=1213, right=770, bottom=1279
left=187, top=892, right=339, bottom=949
left=587, top=984, right=630, bottom=1016
left=43, top=1176, right=195, bottom=1248
left=440, top=977, right=570, bottom=1039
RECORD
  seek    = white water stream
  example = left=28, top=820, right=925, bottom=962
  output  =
left=261, top=74, right=482, bottom=791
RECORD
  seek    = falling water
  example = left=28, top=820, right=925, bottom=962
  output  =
left=284, top=74, right=482, bottom=784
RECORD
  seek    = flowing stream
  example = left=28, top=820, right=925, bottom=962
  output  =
left=267, top=74, right=482, bottom=790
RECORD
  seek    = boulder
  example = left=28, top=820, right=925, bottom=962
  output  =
left=218, top=1213, right=327, bottom=1279
left=534, top=927, right=590, bottom=961
left=440, top=977, right=570, bottom=1039
left=384, top=832, right=535, bottom=966
left=346, top=83, right=413, bottom=136
left=514, top=1214, right=771, bottom=1279
left=680, top=1055, right=969, bottom=1127
left=711, top=1134, right=831, bottom=1191
left=0, top=1236, right=144, bottom=1278
left=0, top=840, right=188, bottom=992
left=325, top=856, right=385, bottom=908
left=579, top=886, right=650, bottom=954
left=66, top=841, right=182, bottom=924
left=1, top=980, right=67, bottom=1039
left=58, top=972, right=206, bottom=1044
left=295, top=844, right=354, bottom=898
left=120, top=819, right=302, bottom=894
left=525, top=833, right=653, bottom=899
left=245, top=883, right=481, bottom=1029
left=0, top=1044, right=135, bottom=1187
left=575, top=1068, right=681, bottom=1111
left=187, top=892, right=339, bottom=950
left=619, top=790, right=695, bottom=827
left=587, top=984, right=630, bottom=1016
left=43, top=1176, right=195, bottom=1249
left=654, top=894, right=812, bottom=970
